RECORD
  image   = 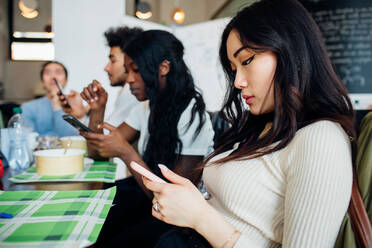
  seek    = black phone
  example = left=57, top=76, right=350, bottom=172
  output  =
left=53, top=78, right=71, bottom=108
left=63, top=115, right=93, bottom=132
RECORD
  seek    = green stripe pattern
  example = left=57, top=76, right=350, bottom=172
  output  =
left=0, top=186, right=116, bottom=247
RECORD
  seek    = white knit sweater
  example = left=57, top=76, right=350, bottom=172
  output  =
left=203, top=120, right=352, bottom=247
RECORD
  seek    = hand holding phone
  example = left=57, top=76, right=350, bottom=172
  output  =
left=130, top=161, right=166, bottom=183
left=63, top=114, right=93, bottom=132
left=53, top=78, right=71, bottom=108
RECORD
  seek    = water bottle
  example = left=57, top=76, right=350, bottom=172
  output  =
left=8, top=107, right=31, bottom=175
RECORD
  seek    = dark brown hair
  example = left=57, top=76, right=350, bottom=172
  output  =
left=124, top=30, right=206, bottom=177
left=40, top=61, right=68, bottom=80
left=206, top=0, right=356, bottom=165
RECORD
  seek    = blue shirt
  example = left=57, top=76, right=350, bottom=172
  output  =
left=21, top=96, right=78, bottom=137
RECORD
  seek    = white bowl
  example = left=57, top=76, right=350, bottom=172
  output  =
left=33, top=149, right=85, bottom=176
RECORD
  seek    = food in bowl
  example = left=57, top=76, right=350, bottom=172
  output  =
left=33, top=149, right=85, bottom=176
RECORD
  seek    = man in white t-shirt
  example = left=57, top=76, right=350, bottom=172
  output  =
left=60, top=27, right=143, bottom=128
left=60, top=26, right=143, bottom=130
left=79, top=27, right=143, bottom=179
left=101, top=27, right=143, bottom=127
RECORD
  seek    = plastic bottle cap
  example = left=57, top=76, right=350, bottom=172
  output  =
left=13, top=107, right=22, bottom=114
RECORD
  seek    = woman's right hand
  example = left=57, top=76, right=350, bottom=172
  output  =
left=80, top=80, right=108, bottom=111
left=143, top=165, right=211, bottom=229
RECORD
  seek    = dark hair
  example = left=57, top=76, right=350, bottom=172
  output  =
left=40, top=61, right=68, bottom=80
left=104, top=26, right=143, bottom=51
left=209, top=0, right=356, bottom=164
left=124, top=30, right=206, bottom=176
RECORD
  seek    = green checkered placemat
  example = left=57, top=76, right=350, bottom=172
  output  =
left=0, top=186, right=116, bottom=247
left=9, top=161, right=117, bottom=183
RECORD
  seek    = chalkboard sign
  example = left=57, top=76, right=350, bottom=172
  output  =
left=300, top=0, right=372, bottom=93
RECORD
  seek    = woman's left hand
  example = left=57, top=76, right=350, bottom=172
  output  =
left=80, top=122, right=134, bottom=158
left=143, top=165, right=211, bottom=229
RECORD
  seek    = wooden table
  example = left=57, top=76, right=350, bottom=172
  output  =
left=0, top=167, right=113, bottom=191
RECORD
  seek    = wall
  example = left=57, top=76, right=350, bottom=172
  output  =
left=214, top=0, right=259, bottom=19
left=159, top=0, right=207, bottom=26
left=4, top=61, right=44, bottom=102
left=206, top=0, right=231, bottom=19
left=53, top=0, right=126, bottom=117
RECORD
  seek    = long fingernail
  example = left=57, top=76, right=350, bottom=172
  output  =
left=158, top=164, right=168, bottom=171
left=95, top=97, right=98, bottom=100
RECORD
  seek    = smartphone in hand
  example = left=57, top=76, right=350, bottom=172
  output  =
left=63, top=114, right=93, bottom=132
left=53, top=78, right=71, bottom=108
left=130, top=161, right=166, bottom=183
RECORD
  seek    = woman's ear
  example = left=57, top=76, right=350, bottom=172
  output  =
left=159, top=60, right=170, bottom=77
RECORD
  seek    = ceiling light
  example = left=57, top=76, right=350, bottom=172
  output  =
left=18, top=0, right=38, bottom=13
left=18, top=0, right=39, bottom=19
left=21, top=9, right=38, bottom=19
left=135, top=1, right=152, bottom=20
left=172, top=8, right=185, bottom=24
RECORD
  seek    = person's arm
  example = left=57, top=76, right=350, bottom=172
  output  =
left=80, top=80, right=108, bottom=133
left=80, top=121, right=139, bottom=160
left=85, top=106, right=106, bottom=159
left=80, top=80, right=109, bottom=158
left=281, top=121, right=352, bottom=247
left=80, top=119, right=153, bottom=196
left=21, top=103, right=36, bottom=132
left=143, top=166, right=241, bottom=248
left=144, top=121, right=353, bottom=248
left=52, top=109, right=79, bottom=137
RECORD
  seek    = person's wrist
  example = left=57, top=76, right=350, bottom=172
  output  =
left=193, top=204, right=239, bottom=248
left=119, top=145, right=139, bottom=163
left=84, top=105, right=91, bottom=116
left=90, top=105, right=106, bottom=114
left=192, top=201, right=214, bottom=230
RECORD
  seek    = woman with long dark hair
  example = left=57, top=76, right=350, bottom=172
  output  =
left=144, top=0, right=356, bottom=247
left=80, top=30, right=214, bottom=246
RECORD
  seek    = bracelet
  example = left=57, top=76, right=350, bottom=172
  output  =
left=220, top=229, right=241, bottom=248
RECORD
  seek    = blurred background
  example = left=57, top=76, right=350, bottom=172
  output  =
left=0, top=0, right=371, bottom=121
